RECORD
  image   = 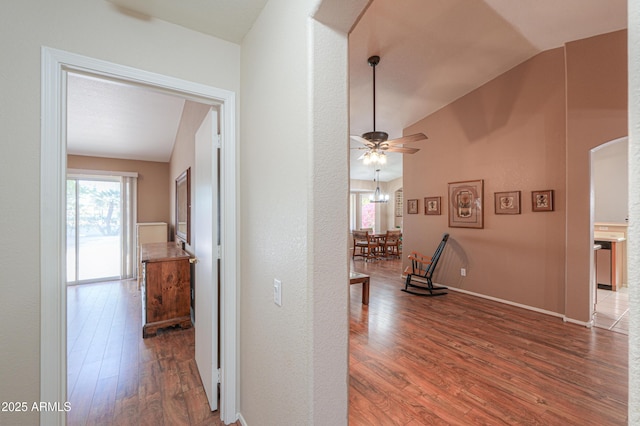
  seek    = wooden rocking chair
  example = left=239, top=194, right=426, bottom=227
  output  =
left=402, top=233, right=449, bottom=296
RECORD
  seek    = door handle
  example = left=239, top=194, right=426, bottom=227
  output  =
left=189, top=257, right=198, bottom=264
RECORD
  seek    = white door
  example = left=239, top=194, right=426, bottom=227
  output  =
left=194, top=108, right=219, bottom=411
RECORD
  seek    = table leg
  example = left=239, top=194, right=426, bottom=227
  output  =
left=362, top=277, right=370, bottom=305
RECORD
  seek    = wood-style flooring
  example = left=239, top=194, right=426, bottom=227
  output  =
left=68, top=260, right=628, bottom=425
left=349, top=258, right=628, bottom=425
left=67, top=279, right=234, bottom=426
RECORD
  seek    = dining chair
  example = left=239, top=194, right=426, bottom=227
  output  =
left=382, top=230, right=402, bottom=258
left=365, top=232, right=382, bottom=261
left=352, top=230, right=369, bottom=260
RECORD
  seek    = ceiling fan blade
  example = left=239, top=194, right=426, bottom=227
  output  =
left=385, top=133, right=428, bottom=146
left=350, top=135, right=375, bottom=147
left=387, top=146, right=420, bottom=154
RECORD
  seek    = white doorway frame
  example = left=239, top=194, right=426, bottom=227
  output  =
left=588, top=136, right=629, bottom=322
left=40, top=47, right=238, bottom=425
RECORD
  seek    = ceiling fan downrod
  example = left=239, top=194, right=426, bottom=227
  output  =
left=364, top=55, right=388, bottom=142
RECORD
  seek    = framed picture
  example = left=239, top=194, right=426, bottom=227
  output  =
left=494, top=191, right=520, bottom=215
left=532, top=190, right=554, bottom=212
left=407, top=199, right=419, bottom=214
left=424, top=197, right=441, bottom=215
left=448, top=179, right=484, bottom=228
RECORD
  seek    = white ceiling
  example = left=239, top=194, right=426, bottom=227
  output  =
left=106, top=0, right=269, bottom=44
left=67, top=73, right=186, bottom=162
left=69, top=0, right=627, bottom=180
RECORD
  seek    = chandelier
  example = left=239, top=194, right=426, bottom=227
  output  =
left=369, top=169, right=389, bottom=203
left=362, top=149, right=387, bottom=165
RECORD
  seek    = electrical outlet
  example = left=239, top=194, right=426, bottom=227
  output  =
left=273, top=279, right=282, bottom=306
left=460, top=268, right=466, bottom=277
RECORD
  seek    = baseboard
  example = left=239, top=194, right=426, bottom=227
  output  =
left=237, top=413, right=248, bottom=426
left=562, top=316, right=594, bottom=328
left=447, top=285, right=564, bottom=318
left=400, top=273, right=588, bottom=326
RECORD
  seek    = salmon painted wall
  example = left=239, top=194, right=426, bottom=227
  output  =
left=403, top=47, right=567, bottom=314
left=402, top=30, right=627, bottom=321
left=565, top=30, right=628, bottom=321
left=67, top=155, right=170, bottom=225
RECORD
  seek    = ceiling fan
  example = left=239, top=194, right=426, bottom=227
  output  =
left=351, top=55, right=427, bottom=165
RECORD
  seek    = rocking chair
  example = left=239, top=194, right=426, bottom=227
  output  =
left=402, top=233, right=449, bottom=296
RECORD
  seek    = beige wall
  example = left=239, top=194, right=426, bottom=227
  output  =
left=403, top=47, right=567, bottom=313
left=565, top=30, right=628, bottom=321
left=240, top=1, right=314, bottom=422
left=0, top=1, right=239, bottom=424
left=168, top=100, right=211, bottom=248
left=67, top=155, right=171, bottom=225
left=402, top=30, right=627, bottom=322
left=239, top=0, right=360, bottom=423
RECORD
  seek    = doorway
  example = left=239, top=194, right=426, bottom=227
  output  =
left=41, top=47, right=238, bottom=424
left=590, top=137, right=629, bottom=334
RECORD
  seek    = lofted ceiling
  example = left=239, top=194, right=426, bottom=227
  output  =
left=70, top=0, right=627, bottom=181
left=349, top=0, right=626, bottom=181
left=67, top=73, right=186, bottom=162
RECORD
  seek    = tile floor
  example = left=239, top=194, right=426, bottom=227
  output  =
left=594, top=286, right=629, bottom=334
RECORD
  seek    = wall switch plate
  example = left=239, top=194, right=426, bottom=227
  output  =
left=273, top=279, right=282, bottom=306
left=460, top=268, right=466, bottom=277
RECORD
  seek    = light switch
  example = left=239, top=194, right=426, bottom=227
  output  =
left=274, top=279, right=282, bottom=306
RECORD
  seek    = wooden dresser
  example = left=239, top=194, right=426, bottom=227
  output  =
left=136, top=222, right=167, bottom=287
left=140, top=242, right=192, bottom=337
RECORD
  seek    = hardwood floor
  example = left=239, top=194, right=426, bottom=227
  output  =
left=349, top=258, right=628, bottom=425
left=67, top=280, right=234, bottom=426
left=68, top=261, right=628, bottom=425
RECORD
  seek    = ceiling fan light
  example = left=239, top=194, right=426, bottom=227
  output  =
left=379, top=153, right=387, bottom=164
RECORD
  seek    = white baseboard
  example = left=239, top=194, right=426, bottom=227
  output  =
left=401, top=273, right=590, bottom=327
left=447, top=285, right=564, bottom=319
left=237, top=413, right=248, bottom=426
left=562, top=316, right=594, bottom=328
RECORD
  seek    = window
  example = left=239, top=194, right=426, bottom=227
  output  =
left=361, top=196, right=375, bottom=230
left=350, top=192, right=376, bottom=231
left=66, top=171, right=137, bottom=284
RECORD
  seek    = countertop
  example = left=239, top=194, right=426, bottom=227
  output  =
left=594, top=222, right=628, bottom=228
left=594, top=231, right=626, bottom=242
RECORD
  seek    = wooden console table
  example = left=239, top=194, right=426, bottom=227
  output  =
left=141, top=242, right=192, bottom=337
left=349, top=271, right=370, bottom=305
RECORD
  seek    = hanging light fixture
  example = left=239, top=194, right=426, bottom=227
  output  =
left=369, top=169, right=389, bottom=203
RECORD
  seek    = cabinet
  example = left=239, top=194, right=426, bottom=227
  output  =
left=141, top=242, right=192, bottom=337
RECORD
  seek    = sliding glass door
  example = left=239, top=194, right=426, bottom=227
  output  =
left=66, top=177, right=122, bottom=283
